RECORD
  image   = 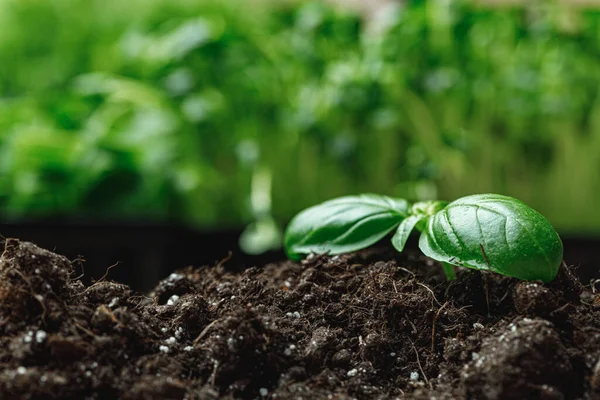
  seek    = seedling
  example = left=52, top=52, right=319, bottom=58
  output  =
left=284, top=194, right=563, bottom=282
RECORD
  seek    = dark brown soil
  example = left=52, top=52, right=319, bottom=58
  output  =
left=1, top=238, right=600, bottom=399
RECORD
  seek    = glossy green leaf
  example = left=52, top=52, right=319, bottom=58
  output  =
left=391, top=214, right=426, bottom=252
left=391, top=200, right=448, bottom=253
left=419, top=194, right=563, bottom=282
left=284, top=194, right=409, bottom=260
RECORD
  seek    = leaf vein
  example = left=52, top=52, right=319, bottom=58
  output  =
left=331, top=211, right=399, bottom=244
left=450, top=204, right=551, bottom=267
left=442, top=210, right=468, bottom=253
left=474, top=208, right=491, bottom=271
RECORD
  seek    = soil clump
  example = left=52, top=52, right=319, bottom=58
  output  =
left=0, top=239, right=599, bottom=399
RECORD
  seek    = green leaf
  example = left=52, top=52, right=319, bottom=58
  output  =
left=391, top=214, right=426, bottom=252
left=410, top=200, right=449, bottom=217
left=419, top=194, right=563, bottom=282
left=284, top=194, right=410, bottom=260
left=391, top=200, right=448, bottom=253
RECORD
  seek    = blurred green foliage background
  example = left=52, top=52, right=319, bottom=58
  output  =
left=1, top=0, right=599, bottom=252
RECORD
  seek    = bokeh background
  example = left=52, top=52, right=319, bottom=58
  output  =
left=1, top=0, right=599, bottom=287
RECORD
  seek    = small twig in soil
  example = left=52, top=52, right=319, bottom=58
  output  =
left=481, top=272, right=490, bottom=317
left=72, top=256, right=87, bottom=281
left=347, top=305, right=371, bottom=318
left=417, top=282, right=441, bottom=307
left=130, top=295, right=153, bottom=309
left=499, top=287, right=511, bottom=304
left=12, top=268, right=48, bottom=322
left=410, top=340, right=431, bottom=389
left=214, top=252, right=233, bottom=270
left=347, top=263, right=364, bottom=270
left=581, top=326, right=600, bottom=334
left=74, top=322, right=100, bottom=339
left=561, top=260, right=585, bottom=292
left=210, top=360, right=219, bottom=388
left=551, top=303, right=572, bottom=314
left=482, top=273, right=490, bottom=317
left=374, top=274, right=398, bottom=293
left=370, top=271, right=379, bottom=292
left=479, top=244, right=491, bottom=316
left=431, top=301, right=449, bottom=353
left=91, top=261, right=120, bottom=286
left=193, top=319, right=220, bottom=345
left=407, top=319, right=418, bottom=335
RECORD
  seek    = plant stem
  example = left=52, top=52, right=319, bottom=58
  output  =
left=442, top=262, right=456, bottom=281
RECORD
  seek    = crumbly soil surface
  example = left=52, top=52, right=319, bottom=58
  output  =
left=1, top=238, right=600, bottom=400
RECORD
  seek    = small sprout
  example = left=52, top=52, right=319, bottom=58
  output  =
left=285, top=194, right=563, bottom=282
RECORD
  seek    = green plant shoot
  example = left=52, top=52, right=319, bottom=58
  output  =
left=284, top=194, right=563, bottom=282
